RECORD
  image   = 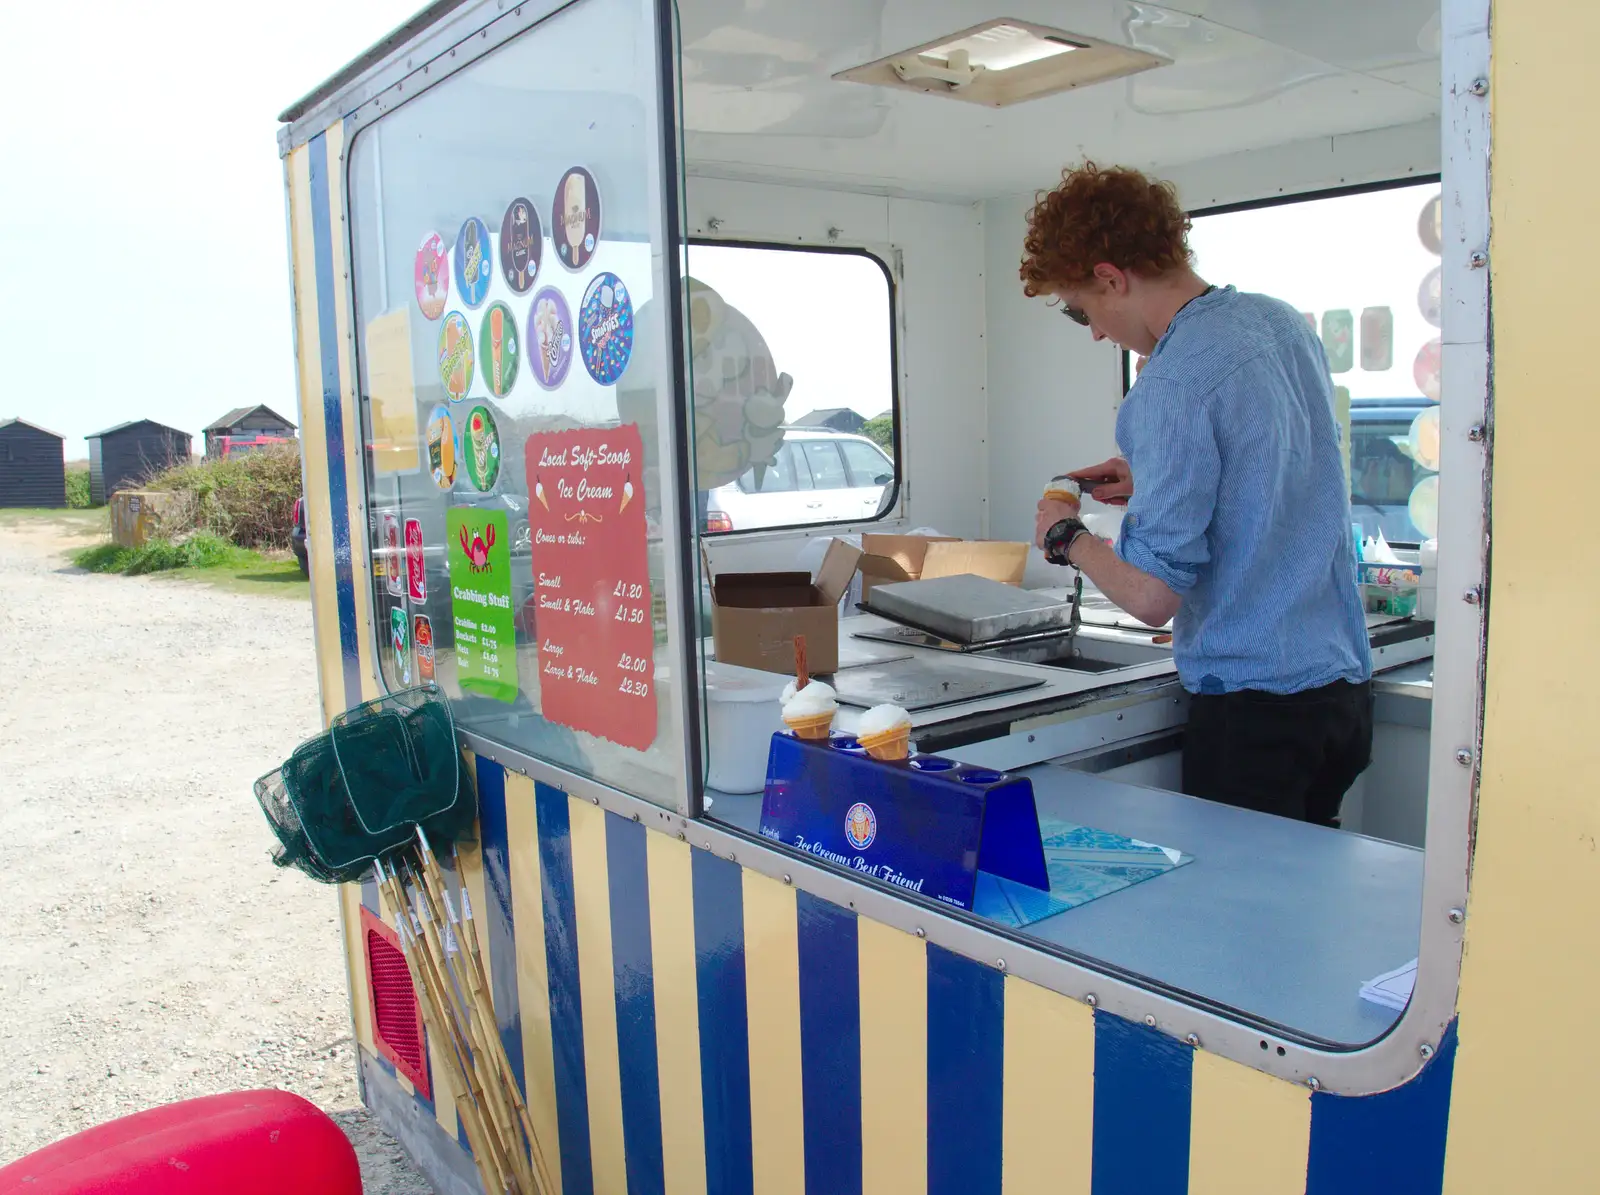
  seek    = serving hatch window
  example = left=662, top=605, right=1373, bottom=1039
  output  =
left=344, top=0, right=690, bottom=809
left=682, top=243, right=898, bottom=534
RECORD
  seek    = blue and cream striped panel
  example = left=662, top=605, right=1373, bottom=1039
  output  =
left=288, top=119, right=1458, bottom=1195
left=439, top=759, right=1459, bottom=1195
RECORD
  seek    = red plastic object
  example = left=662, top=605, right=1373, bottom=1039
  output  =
left=0, top=1089, right=362, bottom=1195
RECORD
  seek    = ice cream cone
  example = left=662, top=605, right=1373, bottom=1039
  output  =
left=784, top=710, right=834, bottom=741
left=856, top=726, right=911, bottom=760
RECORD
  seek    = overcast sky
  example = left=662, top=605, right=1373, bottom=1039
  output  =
left=0, top=0, right=420, bottom=457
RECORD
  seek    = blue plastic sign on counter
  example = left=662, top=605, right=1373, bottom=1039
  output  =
left=758, top=733, right=1048, bottom=910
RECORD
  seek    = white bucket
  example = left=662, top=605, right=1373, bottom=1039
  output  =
left=704, top=661, right=789, bottom=794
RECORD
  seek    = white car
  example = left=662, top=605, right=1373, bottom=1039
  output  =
left=703, top=428, right=895, bottom=533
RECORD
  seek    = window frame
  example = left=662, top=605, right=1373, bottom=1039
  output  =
left=686, top=236, right=903, bottom=536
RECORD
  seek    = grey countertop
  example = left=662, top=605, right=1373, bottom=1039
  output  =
left=710, top=762, right=1420, bottom=1047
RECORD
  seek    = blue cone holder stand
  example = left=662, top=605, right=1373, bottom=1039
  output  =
left=758, top=731, right=1048, bottom=910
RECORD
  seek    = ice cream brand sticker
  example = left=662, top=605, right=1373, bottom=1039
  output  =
left=426, top=405, right=457, bottom=490
left=453, top=216, right=493, bottom=308
left=499, top=197, right=542, bottom=293
left=382, top=513, right=403, bottom=596
left=414, top=614, right=436, bottom=683
left=404, top=517, right=426, bottom=602
left=415, top=232, right=449, bottom=320
left=578, top=272, right=634, bottom=386
left=437, top=312, right=475, bottom=402
left=553, top=167, right=601, bottom=271
left=463, top=405, right=501, bottom=493
left=480, top=301, right=519, bottom=397
left=845, top=802, right=877, bottom=851
left=391, top=606, right=412, bottom=686
left=529, top=287, right=574, bottom=390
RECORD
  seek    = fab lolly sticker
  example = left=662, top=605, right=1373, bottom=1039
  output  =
left=499, top=197, right=542, bottom=294
left=480, top=301, right=519, bottom=397
left=426, top=404, right=458, bottom=490
left=453, top=216, right=493, bottom=308
left=437, top=312, right=475, bottom=402
left=579, top=272, right=634, bottom=386
left=462, top=405, right=502, bottom=493
left=528, top=287, right=574, bottom=390
left=553, top=167, right=601, bottom=271
left=382, top=512, right=403, bottom=596
left=415, top=232, right=449, bottom=320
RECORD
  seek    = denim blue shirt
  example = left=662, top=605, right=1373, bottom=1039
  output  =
left=1114, top=286, right=1372, bottom=695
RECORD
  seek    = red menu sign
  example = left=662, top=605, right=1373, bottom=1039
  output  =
left=525, top=424, right=656, bottom=749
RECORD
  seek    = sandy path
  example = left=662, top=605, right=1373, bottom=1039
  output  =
left=0, top=518, right=432, bottom=1192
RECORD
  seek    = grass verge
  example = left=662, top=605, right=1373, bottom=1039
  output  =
left=69, top=534, right=309, bottom=600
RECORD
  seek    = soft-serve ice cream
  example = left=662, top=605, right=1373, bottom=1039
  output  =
left=855, top=703, right=912, bottom=760
left=781, top=680, right=837, bottom=741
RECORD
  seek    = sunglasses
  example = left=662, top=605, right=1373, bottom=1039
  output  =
left=1059, top=303, right=1090, bottom=327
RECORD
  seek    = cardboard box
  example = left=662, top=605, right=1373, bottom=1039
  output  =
left=857, top=533, right=1029, bottom=599
left=710, top=539, right=862, bottom=675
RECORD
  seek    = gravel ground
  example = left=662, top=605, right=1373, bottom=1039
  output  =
left=0, top=517, right=433, bottom=1192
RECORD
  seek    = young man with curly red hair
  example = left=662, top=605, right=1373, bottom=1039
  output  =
left=1023, top=163, right=1372, bottom=827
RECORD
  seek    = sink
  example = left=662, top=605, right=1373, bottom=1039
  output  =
left=980, top=634, right=1172, bottom=673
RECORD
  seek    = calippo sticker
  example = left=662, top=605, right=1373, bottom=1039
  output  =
left=391, top=605, right=413, bottom=686
left=1417, top=193, right=1443, bottom=256
left=1413, top=338, right=1442, bottom=401
left=404, top=517, right=426, bottom=602
left=480, top=301, right=519, bottom=397
left=437, top=312, right=475, bottom=402
left=414, top=614, right=436, bottom=684
left=553, top=167, right=601, bottom=271
left=529, top=287, right=574, bottom=390
left=415, top=232, right=449, bottom=320
left=453, top=217, right=493, bottom=308
left=382, top=513, right=403, bottom=596
left=578, top=273, right=634, bottom=385
left=1417, top=265, right=1442, bottom=329
left=499, top=197, right=542, bottom=293
left=462, top=405, right=501, bottom=493
left=426, top=405, right=457, bottom=490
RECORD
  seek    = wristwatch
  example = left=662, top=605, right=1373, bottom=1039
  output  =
left=1043, top=517, right=1090, bottom=567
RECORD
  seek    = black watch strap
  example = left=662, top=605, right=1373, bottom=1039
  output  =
left=1044, top=517, right=1088, bottom=566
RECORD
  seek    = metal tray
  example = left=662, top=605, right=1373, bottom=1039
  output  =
left=863, top=574, right=1075, bottom=644
left=831, top=657, right=1046, bottom=711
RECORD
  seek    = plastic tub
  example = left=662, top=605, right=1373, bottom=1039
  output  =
left=704, top=661, right=789, bottom=793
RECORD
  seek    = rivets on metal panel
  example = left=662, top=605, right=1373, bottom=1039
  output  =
left=677, top=832, right=686, bottom=842
left=704, top=842, right=712, bottom=851
left=1469, top=250, right=1487, bottom=269
left=915, top=927, right=926, bottom=938
left=1463, top=587, right=1482, bottom=605
left=1468, top=424, right=1487, bottom=442
left=1027, top=734, right=1036, bottom=743
left=1448, top=907, right=1465, bottom=924
left=727, top=853, right=736, bottom=863
left=591, top=796, right=600, bottom=806
left=1083, top=993, right=1098, bottom=1007
left=1306, top=1076, right=1322, bottom=1091
left=1468, top=77, right=1488, bottom=97
left=995, top=959, right=1007, bottom=973
left=1455, top=748, right=1474, bottom=767
left=782, top=874, right=792, bottom=885
left=1420, top=1042, right=1435, bottom=1061
left=1143, top=1014, right=1157, bottom=1027
left=706, top=217, right=724, bottom=232
left=1185, top=1033, right=1200, bottom=1048
left=631, top=813, right=640, bottom=823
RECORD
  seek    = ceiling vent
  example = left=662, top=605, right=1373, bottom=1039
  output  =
left=834, top=19, right=1167, bottom=108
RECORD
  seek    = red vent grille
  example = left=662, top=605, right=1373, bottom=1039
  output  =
left=360, top=907, right=430, bottom=1098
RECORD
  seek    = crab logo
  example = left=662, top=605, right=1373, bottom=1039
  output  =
left=845, top=802, right=877, bottom=851
left=458, top=520, right=496, bottom=574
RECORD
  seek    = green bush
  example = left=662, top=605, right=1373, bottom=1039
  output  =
left=860, top=414, right=894, bottom=451
left=71, top=534, right=246, bottom=576
left=64, top=465, right=94, bottom=509
left=144, top=444, right=301, bottom=549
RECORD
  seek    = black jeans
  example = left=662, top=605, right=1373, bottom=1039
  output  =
left=1182, top=679, right=1374, bottom=827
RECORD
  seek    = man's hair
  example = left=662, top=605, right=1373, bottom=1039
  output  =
left=1020, top=162, right=1192, bottom=294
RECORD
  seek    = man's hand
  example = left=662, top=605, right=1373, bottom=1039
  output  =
left=1067, top=457, right=1133, bottom=506
left=1035, top=498, right=1083, bottom=552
